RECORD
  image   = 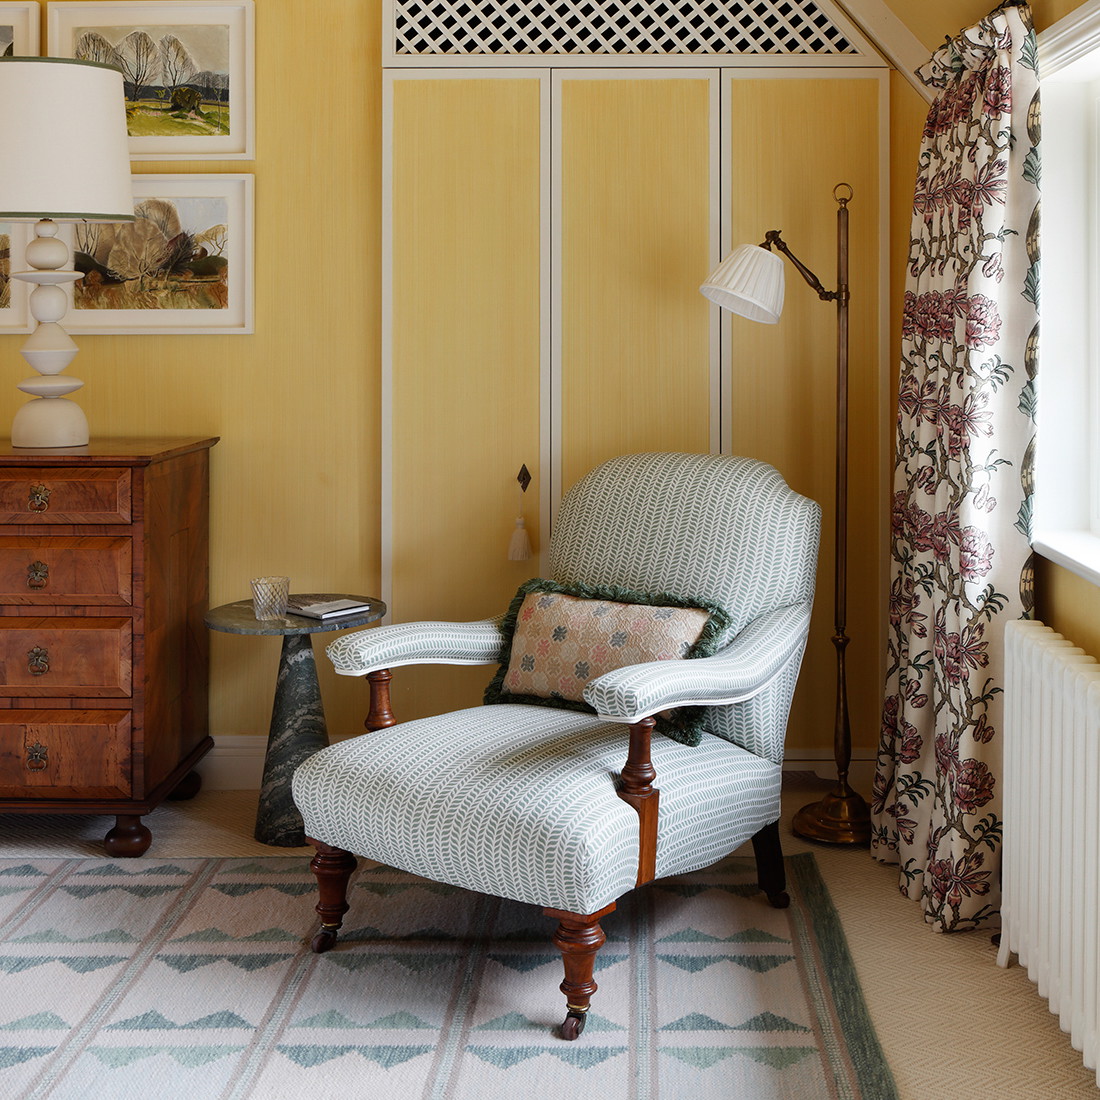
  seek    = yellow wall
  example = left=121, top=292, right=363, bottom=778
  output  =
left=883, top=0, right=1082, bottom=49
left=1, top=0, right=384, bottom=740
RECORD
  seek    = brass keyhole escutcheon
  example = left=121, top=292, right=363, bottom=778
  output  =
left=26, top=742, right=48, bottom=771
left=27, top=485, right=51, bottom=512
left=27, top=646, right=50, bottom=676
left=27, top=560, right=49, bottom=589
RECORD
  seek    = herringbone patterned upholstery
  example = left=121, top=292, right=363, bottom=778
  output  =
left=295, top=453, right=819, bottom=911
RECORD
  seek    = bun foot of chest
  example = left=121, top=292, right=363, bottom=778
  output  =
left=103, top=814, right=152, bottom=857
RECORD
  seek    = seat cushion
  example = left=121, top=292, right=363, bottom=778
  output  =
left=292, top=704, right=782, bottom=914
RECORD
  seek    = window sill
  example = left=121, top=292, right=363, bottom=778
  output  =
left=1034, top=531, right=1100, bottom=589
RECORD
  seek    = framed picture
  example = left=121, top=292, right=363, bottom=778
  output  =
left=64, top=174, right=254, bottom=335
left=47, top=1, right=255, bottom=160
left=0, top=222, right=31, bottom=333
left=1, top=2, right=39, bottom=56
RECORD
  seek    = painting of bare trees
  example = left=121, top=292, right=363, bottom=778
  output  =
left=74, top=23, right=231, bottom=138
left=65, top=175, right=253, bottom=335
left=48, top=3, right=253, bottom=159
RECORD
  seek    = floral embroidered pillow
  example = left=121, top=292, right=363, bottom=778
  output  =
left=484, top=578, right=731, bottom=745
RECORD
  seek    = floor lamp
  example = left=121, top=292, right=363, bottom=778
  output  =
left=0, top=57, right=133, bottom=448
left=700, top=183, right=871, bottom=846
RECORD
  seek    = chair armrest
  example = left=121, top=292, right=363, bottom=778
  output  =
left=326, top=617, right=506, bottom=676
left=582, top=601, right=813, bottom=722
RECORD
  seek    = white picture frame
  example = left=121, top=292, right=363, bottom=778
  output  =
left=0, top=2, right=40, bottom=56
left=64, top=173, right=254, bottom=335
left=47, top=1, right=255, bottom=160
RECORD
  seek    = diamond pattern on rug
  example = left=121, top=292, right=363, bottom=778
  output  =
left=0, top=852, right=896, bottom=1099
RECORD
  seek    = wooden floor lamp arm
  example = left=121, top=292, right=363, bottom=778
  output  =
left=617, top=716, right=659, bottom=886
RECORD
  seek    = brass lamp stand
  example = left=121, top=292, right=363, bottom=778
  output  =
left=701, top=184, right=871, bottom=846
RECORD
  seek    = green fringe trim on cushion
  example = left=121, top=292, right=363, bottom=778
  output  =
left=483, top=577, right=733, bottom=746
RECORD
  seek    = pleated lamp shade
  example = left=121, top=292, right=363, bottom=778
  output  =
left=0, top=57, right=134, bottom=223
left=700, top=244, right=785, bottom=324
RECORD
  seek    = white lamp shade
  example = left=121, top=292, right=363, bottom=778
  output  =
left=700, top=244, right=785, bottom=324
left=0, top=57, right=133, bottom=223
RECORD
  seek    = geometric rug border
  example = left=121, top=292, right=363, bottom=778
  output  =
left=787, top=852, right=900, bottom=1100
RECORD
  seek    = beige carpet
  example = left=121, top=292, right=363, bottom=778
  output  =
left=2, top=772, right=1096, bottom=1098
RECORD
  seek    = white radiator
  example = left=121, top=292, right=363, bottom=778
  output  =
left=998, top=619, right=1100, bottom=1085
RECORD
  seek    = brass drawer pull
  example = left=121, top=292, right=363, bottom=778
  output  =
left=28, top=485, right=51, bottom=512
left=27, top=646, right=50, bottom=676
left=26, top=742, right=48, bottom=771
left=27, top=560, right=49, bottom=589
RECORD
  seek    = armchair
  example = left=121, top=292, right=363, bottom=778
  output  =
left=292, top=452, right=820, bottom=1039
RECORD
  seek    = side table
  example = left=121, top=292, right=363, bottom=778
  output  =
left=204, top=594, right=385, bottom=846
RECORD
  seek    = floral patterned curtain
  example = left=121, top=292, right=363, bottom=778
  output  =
left=870, top=1, right=1040, bottom=933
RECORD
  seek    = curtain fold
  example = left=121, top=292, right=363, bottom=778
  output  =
left=870, top=1, right=1040, bottom=932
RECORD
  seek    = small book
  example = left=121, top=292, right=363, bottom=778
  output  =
left=286, top=596, right=373, bottom=620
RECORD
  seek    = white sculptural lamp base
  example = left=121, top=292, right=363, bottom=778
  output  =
left=10, top=219, right=88, bottom=448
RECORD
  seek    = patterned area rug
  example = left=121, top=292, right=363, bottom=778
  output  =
left=0, top=851, right=895, bottom=1100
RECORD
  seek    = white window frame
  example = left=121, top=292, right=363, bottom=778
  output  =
left=1035, top=0, right=1100, bottom=586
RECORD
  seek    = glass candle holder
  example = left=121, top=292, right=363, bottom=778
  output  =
left=250, top=575, right=290, bottom=620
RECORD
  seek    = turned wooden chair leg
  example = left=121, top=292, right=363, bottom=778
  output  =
left=307, top=839, right=358, bottom=952
left=544, top=903, right=616, bottom=1040
left=751, top=819, right=790, bottom=909
left=365, top=668, right=396, bottom=731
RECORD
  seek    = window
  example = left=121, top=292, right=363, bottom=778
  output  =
left=1035, top=4, right=1100, bottom=585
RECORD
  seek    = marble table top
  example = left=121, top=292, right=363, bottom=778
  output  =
left=204, top=594, right=386, bottom=636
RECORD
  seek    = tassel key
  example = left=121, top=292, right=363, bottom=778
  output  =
left=509, top=516, right=532, bottom=560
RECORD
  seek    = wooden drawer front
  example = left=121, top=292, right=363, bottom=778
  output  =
left=0, top=618, right=132, bottom=697
left=0, top=467, right=132, bottom=524
left=0, top=710, right=131, bottom=798
left=0, top=537, right=132, bottom=605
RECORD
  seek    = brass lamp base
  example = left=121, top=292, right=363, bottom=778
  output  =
left=792, top=782, right=871, bottom=846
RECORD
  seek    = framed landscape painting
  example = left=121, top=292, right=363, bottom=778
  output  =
left=47, top=1, right=255, bottom=159
left=65, top=174, right=254, bottom=334
left=0, top=2, right=39, bottom=56
left=0, top=222, right=31, bottom=333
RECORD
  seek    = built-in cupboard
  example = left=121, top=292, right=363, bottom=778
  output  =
left=382, top=55, right=889, bottom=762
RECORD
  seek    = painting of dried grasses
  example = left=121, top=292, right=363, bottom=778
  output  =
left=0, top=228, right=10, bottom=310
left=74, top=196, right=229, bottom=312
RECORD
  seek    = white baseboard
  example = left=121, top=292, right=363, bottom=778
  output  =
left=197, top=735, right=878, bottom=794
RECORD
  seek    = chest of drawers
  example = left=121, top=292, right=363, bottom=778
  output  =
left=0, top=437, right=217, bottom=855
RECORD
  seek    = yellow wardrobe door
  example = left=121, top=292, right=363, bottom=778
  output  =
left=724, top=74, right=885, bottom=763
left=559, top=75, right=715, bottom=496
left=390, top=76, right=543, bottom=720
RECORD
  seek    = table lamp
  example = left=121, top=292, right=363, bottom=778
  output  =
left=0, top=57, right=133, bottom=448
left=701, top=184, right=871, bottom=846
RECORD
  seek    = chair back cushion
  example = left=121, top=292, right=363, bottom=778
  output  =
left=549, top=452, right=819, bottom=641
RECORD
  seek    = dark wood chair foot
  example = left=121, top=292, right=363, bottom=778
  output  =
left=306, top=839, right=357, bottom=952
left=311, top=926, right=341, bottom=953
left=104, top=815, right=152, bottom=857
left=560, top=1010, right=587, bottom=1040
left=167, top=770, right=203, bottom=801
left=750, top=819, right=788, bottom=907
left=544, top=902, right=615, bottom=1040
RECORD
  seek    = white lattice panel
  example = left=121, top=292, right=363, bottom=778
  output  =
left=394, top=0, right=858, bottom=57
